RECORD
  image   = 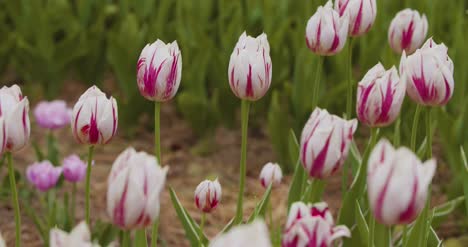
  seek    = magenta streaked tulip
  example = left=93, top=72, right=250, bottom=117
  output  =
left=50, top=221, right=101, bottom=247
left=107, top=147, right=168, bottom=229
left=367, top=139, right=436, bottom=225
left=259, top=162, right=283, bottom=188
left=62, top=155, right=87, bottom=183
left=0, top=84, right=30, bottom=152
left=209, top=220, right=272, bottom=247
left=388, top=9, right=428, bottom=55
left=228, top=32, right=272, bottom=101
left=300, top=108, right=358, bottom=179
left=306, top=1, right=349, bottom=56
left=137, top=40, right=182, bottom=102
left=400, top=38, right=454, bottom=106
left=26, top=160, right=62, bottom=192
left=335, top=0, right=377, bottom=37
left=282, top=202, right=350, bottom=247
left=356, top=63, right=405, bottom=127
left=34, top=100, right=71, bottom=130
left=194, top=178, right=222, bottom=213
left=71, top=86, right=118, bottom=145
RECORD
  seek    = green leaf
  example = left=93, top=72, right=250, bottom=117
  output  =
left=47, top=131, right=60, bottom=167
left=221, top=218, right=235, bottom=233
left=432, top=196, right=464, bottom=225
left=355, top=201, right=369, bottom=245
left=93, top=221, right=119, bottom=246
left=287, top=130, right=305, bottom=209
left=427, top=226, right=442, bottom=247
left=461, top=146, right=468, bottom=216
left=247, top=184, right=273, bottom=223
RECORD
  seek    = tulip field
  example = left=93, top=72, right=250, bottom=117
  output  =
left=1, top=0, right=468, bottom=246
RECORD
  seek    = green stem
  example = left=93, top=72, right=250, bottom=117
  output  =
left=420, top=108, right=433, bottom=247
left=151, top=101, right=161, bottom=247
left=71, top=183, right=77, bottom=227
left=234, top=100, right=250, bottom=224
left=7, top=152, right=21, bottom=247
left=393, top=117, right=401, bottom=147
left=135, top=229, right=148, bottom=247
left=85, top=145, right=95, bottom=227
left=369, top=215, right=376, bottom=247
left=200, top=213, right=206, bottom=233
left=312, top=56, right=324, bottom=110
left=122, top=231, right=131, bottom=247
left=426, top=108, right=432, bottom=158
left=268, top=198, right=273, bottom=233
left=402, top=225, right=408, bottom=246
left=410, top=105, right=422, bottom=151
left=308, top=179, right=326, bottom=203
left=346, top=38, right=354, bottom=119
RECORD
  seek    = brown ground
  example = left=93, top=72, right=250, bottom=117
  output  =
left=0, top=83, right=466, bottom=246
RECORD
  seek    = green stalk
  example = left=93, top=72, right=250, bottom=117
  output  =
left=135, top=229, right=148, bottom=247
left=151, top=101, right=161, bottom=247
left=85, top=145, right=95, bottom=227
left=200, top=213, right=206, bottom=233
left=308, top=179, right=326, bottom=203
left=122, top=231, right=131, bottom=247
left=369, top=215, right=375, bottom=247
left=312, top=56, right=324, bottom=110
left=7, top=152, right=21, bottom=247
left=420, top=108, right=433, bottom=247
left=346, top=38, right=354, bottom=119
left=234, top=100, right=251, bottom=224
left=426, top=108, right=432, bottom=158
left=410, top=105, right=422, bottom=151
left=71, top=183, right=77, bottom=227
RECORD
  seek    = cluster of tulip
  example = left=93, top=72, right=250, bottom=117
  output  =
left=0, top=0, right=458, bottom=246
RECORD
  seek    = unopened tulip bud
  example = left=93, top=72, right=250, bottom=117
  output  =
left=306, top=1, right=349, bottom=56
left=367, top=139, right=436, bottom=225
left=62, top=155, right=87, bottom=183
left=356, top=63, right=405, bottom=127
left=50, top=221, right=99, bottom=247
left=285, top=202, right=334, bottom=229
left=26, top=161, right=62, bottom=192
left=34, top=100, right=71, bottom=130
left=0, top=84, right=30, bottom=152
left=400, top=38, right=454, bottom=106
left=259, top=162, right=282, bottom=188
left=194, top=178, right=222, bottom=213
left=300, top=108, right=358, bottom=179
left=335, top=0, right=377, bottom=37
left=228, top=32, right=272, bottom=101
left=388, top=9, right=428, bottom=54
left=210, top=220, right=272, bottom=247
left=71, top=86, right=118, bottom=145
left=107, top=147, right=168, bottom=229
left=137, top=40, right=182, bottom=102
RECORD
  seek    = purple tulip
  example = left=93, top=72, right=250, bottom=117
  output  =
left=26, top=161, right=62, bottom=192
left=34, top=100, right=71, bottom=130
left=62, top=155, right=87, bottom=183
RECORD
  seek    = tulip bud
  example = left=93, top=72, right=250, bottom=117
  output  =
left=50, top=221, right=98, bottom=247
left=107, top=147, right=168, bottom=229
left=0, top=84, right=31, bottom=152
left=335, top=0, right=377, bottom=37
left=71, top=86, right=118, bottom=145
left=356, top=63, right=405, bottom=127
left=209, top=220, right=272, bottom=247
left=62, top=155, right=87, bottom=183
left=34, top=100, right=71, bottom=130
left=137, top=40, right=182, bottom=102
left=367, top=139, right=436, bottom=225
left=306, top=1, right=349, bottom=56
left=259, top=162, right=283, bottom=188
left=228, top=32, right=272, bottom=101
left=26, top=160, right=62, bottom=192
left=388, top=9, right=428, bottom=55
left=283, top=202, right=350, bottom=247
left=400, top=38, right=454, bottom=106
left=300, top=108, right=358, bottom=179
left=194, top=178, right=222, bottom=213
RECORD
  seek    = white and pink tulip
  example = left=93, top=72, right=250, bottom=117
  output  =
left=335, top=0, right=377, bottom=37
left=388, top=9, right=428, bottom=55
left=356, top=63, right=405, bottom=127
left=306, top=1, right=349, bottom=56
left=107, top=147, right=168, bottom=229
left=259, top=162, right=283, bottom=188
left=71, top=86, right=118, bottom=145
left=228, top=32, right=272, bottom=101
left=367, top=139, right=436, bottom=225
left=300, top=108, right=358, bottom=179
left=137, top=40, right=182, bottom=102
left=210, top=220, right=272, bottom=247
left=194, top=178, right=222, bottom=213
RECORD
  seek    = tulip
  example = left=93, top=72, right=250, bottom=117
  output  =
left=107, top=147, right=168, bottom=229
left=335, top=0, right=377, bottom=37
left=209, top=220, right=272, bottom=247
left=34, top=100, right=71, bottom=130
left=26, top=160, right=62, bottom=192
left=259, top=162, right=283, bottom=188
left=228, top=32, right=272, bottom=101
left=62, top=155, right=87, bottom=183
left=367, top=139, right=436, bottom=225
left=50, top=221, right=113, bottom=247
left=0, top=119, right=5, bottom=155
left=0, top=84, right=30, bottom=152
left=306, top=1, right=349, bottom=56
left=300, top=108, right=358, bottom=179
left=388, top=9, right=428, bottom=55
left=137, top=40, right=182, bottom=102
left=400, top=38, right=454, bottom=106
left=356, top=63, right=405, bottom=127
left=194, top=178, right=222, bottom=213
left=283, top=202, right=350, bottom=247
left=71, top=85, right=118, bottom=145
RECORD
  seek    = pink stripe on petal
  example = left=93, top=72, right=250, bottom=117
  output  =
left=375, top=77, right=395, bottom=124
left=357, top=83, right=375, bottom=122
left=375, top=165, right=395, bottom=222
left=245, top=65, right=253, bottom=97
left=310, top=131, right=333, bottom=178
left=352, top=0, right=364, bottom=35
left=401, top=20, right=415, bottom=51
